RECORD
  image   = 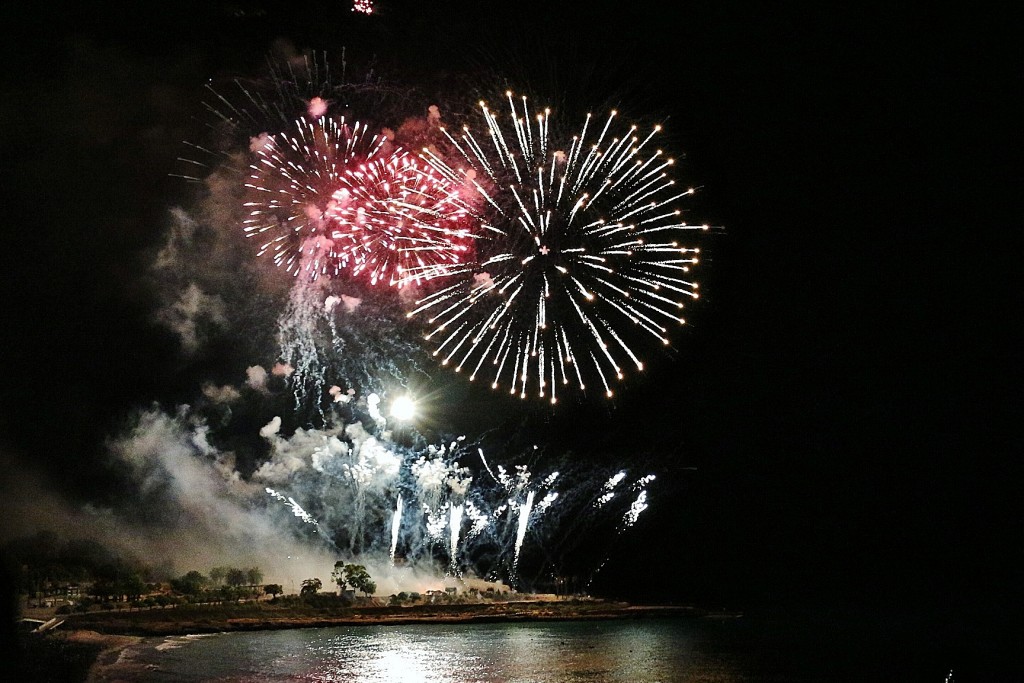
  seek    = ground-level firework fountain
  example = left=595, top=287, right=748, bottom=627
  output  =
left=148, top=363, right=660, bottom=591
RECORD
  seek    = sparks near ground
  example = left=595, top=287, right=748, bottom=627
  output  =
left=410, top=92, right=709, bottom=403
left=245, top=385, right=656, bottom=587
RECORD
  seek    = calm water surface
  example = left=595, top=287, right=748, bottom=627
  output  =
left=97, top=618, right=761, bottom=682
left=94, top=612, right=994, bottom=682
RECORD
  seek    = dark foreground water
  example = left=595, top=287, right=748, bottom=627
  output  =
left=91, top=611, right=1017, bottom=682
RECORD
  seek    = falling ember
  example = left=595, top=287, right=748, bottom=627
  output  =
left=534, top=490, right=559, bottom=515
left=266, top=487, right=329, bottom=536
left=390, top=494, right=403, bottom=565
left=464, top=500, right=490, bottom=538
left=411, top=93, right=708, bottom=400
left=622, top=490, right=649, bottom=527
left=595, top=470, right=627, bottom=508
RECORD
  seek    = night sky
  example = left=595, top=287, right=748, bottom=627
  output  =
left=1, top=0, right=1016, bottom=635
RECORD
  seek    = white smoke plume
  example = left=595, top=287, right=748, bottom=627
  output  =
left=155, top=282, right=228, bottom=354
left=246, top=365, right=269, bottom=391
left=202, top=382, right=241, bottom=404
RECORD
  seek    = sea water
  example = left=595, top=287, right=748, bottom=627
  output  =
left=90, top=611, right=995, bottom=682
left=96, top=618, right=756, bottom=682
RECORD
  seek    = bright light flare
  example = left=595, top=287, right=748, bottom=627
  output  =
left=390, top=395, right=417, bottom=421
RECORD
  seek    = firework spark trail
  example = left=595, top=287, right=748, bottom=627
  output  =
left=265, top=487, right=333, bottom=540
left=513, top=490, right=535, bottom=571
left=411, top=92, right=709, bottom=402
left=464, top=500, right=489, bottom=539
left=174, top=54, right=346, bottom=185
left=583, top=474, right=657, bottom=590
left=277, top=279, right=338, bottom=416
left=534, top=490, right=559, bottom=514
left=449, top=503, right=464, bottom=575
left=620, top=475, right=654, bottom=529
left=244, top=115, right=474, bottom=286
left=390, top=494, right=403, bottom=565
left=424, top=504, right=449, bottom=544
left=594, top=470, right=627, bottom=508
left=474, top=447, right=567, bottom=583
left=275, top=274, right=424, bottom=419
left=622, top=490, right=649, bottom=527
left=177, top=49, right=428, bottom=183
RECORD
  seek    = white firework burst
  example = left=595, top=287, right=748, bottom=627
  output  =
left=410, top=91, right=708, bottom=403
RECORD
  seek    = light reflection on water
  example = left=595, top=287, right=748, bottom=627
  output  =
left=98, top=619, right=750, bottom=682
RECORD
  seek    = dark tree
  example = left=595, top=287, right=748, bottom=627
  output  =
left=225, top=568, right=247, bottom=587
left=331, top=561, right=347, bottom=591
left=300, top=577, right=322, bottom=597
left=343, top=564, right=376, bottom=596
left=246, top=567, right=264, bottom=587
left=209, top=567, right=227, bottom=586
left=170, top=570, right=208, bottom=596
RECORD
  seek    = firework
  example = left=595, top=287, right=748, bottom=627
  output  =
left=266, top=487, right=328, bottom=533
left=243, top=383, right=652, bottom=586
left=410, top=92, right=708, bottom=402
left=244, top=114, right=474, bottom=286
left=513, top=490, right=535, bottom=571
left=389, top=494, right=404, bottom=564
left=276, top=277, right=423, bottom=420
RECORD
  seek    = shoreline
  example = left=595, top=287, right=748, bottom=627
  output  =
left=62, top=600, right=709, bottom=637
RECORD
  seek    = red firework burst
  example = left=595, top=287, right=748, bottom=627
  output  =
left=244, top=115, right=475, bottom=287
